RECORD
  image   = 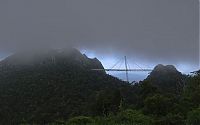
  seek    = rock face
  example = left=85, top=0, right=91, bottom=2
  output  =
left=145, top=64, right=184, bottom=94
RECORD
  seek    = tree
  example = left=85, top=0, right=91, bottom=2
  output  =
left=94, top=89, right=122, bottom=116
left=67, top=116, right=94, bottom=125
left=155, top=113, right=184, bottom=125
left=143, top=94, right=171, bottom=116
left=116, top=109, right=153, bottom=125
left=186, top=107, right=200, bottom=125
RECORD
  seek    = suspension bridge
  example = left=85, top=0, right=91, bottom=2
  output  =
left=92, top=56, right=152, bottom=82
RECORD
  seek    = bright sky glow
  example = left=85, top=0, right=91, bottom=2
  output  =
left=81, top=49, right=199, bottom=81
left=0, top=50, right=199, bottom=82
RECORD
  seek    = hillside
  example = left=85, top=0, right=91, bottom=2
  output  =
left=0, top=48, right=131, bottom=123
left=144, top=64, right=184, bottom=94
left=0, top=49, right=199, bottom=125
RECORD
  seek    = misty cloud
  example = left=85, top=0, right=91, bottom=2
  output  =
left=0, top=0, right=199, bottom=69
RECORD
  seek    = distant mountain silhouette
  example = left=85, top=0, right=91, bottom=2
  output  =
left=144, top=64, right=184, bottom=94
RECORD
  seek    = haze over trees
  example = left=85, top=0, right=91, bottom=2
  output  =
left=0, top=48, right=199, bottom=125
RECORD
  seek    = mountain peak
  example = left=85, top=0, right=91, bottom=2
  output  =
left=153, top=64, right=178, bottom=72
left=145, top=64, right=183, bottom=94
left=0, top=48, right=105, bottom=73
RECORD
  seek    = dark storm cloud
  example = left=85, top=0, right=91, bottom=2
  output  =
left=0, top=0, right=199, bottom=67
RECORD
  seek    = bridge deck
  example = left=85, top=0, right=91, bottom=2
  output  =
left=91, top=69, right=152, bottom=71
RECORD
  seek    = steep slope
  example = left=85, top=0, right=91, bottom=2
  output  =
left=144, top=64, right=184, bottom=94
left=0, top=48, right=127, bottom=124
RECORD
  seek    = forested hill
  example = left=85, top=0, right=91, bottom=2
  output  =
left=144, top=64, right=184, bottom=94
left=0, top=49, right=199, bottom=125
left=0, top=48, right=128, bottom=123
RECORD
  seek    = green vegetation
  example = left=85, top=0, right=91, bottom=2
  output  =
left=0, top=49, right=199, bottom=125
left=186, top=107, right=200, bottom=125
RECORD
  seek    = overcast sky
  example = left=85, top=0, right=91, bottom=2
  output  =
left=0, top=0, right=199, bottom=75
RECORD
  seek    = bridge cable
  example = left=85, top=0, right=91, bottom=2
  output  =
left=110, top=57, right=123, bottom=69
left=118, top=60, right=124, bottom=69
